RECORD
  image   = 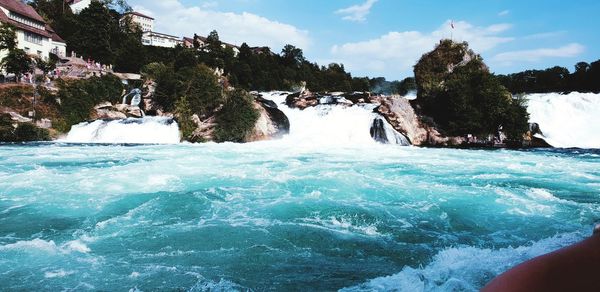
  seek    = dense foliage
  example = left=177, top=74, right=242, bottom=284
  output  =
left=414, top=40, right=529, bottom=139
left=30, top=0, right=141, bottom=71
left=0, top=24, right=34, bottom=79
left=497, top=60, right=600, bottom=94
left=52, top=75, right=123, bottom=131
left=214, top=89, right=259, bottom=143
left=369, top=77, right=416, bottom=95
left=0, top=114, right=50, bottom=142
left=144, top=62, right=223, bottom=115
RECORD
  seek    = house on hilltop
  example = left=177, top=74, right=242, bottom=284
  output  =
left=183, top=34, right=240, bottom=56
left=121, top=11, right=182, bottom=48
left=0, top=0, right=67, bottom=59
left=121, top=11, right=154, bottom=32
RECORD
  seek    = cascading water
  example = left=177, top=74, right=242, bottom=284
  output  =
left=261, top=92, right=410, bottom=147
left=526, top=92, right=600, bottom=148
left=62, top=117, right=180, bottom=144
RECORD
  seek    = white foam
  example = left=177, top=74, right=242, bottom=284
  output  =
left=526, top=92, right=600, bottom=148
left=261, top=92, right=409, bottom=147
left=0, top=238, right=91, bottom=254
left=44, top=269, right=75, bottom=278
left=342, top=232, right=584, bottom=292
left=62, top=117, right=180, bottom=144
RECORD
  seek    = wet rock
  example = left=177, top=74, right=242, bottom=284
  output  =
left=246, top=100, right=290, bottom=142
left=370, top=118, right=388, bottom=143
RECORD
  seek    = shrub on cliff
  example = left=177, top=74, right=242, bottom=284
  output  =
left=413, top=39, right=529, bottom=139
left=214, top=90, right=259, bottom=143
left=174, top=95, right=196, bottom=142
left=0, top=114, right=50, bottom=142
left=150, top=63, right=223, bottom=116
left=54, top=74, right=123, bottom=129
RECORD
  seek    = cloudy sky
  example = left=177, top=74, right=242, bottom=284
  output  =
left=128, top=0, right=599, bottom=80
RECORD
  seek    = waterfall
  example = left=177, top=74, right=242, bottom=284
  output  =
left=261, top=92, right=410, bottom=147
left=526, top=92, right=600, bottom=148
left=62, top=117, right=180, bottom=144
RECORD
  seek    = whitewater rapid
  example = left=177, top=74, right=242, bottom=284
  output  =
left=62, top=117, right=180, bottom=144
left=263, top=92, right=409, bottom=147
left=526, top=92, right=600, bottom=149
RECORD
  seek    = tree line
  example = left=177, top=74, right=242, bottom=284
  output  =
left=496, top=60, right=600, bottom=94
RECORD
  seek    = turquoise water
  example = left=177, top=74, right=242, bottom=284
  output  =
left=0, top=143, right=599, bottom=291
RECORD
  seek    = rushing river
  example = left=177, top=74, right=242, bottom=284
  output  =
left=1, top=143, right=599, bottom=291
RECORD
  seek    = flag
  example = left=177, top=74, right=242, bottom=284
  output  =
left=451, top=20, right=455, bottom=29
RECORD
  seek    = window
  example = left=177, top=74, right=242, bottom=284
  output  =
left=24, top=32, right=43, bottom=45
left=8, top=12, right=45, bottom=30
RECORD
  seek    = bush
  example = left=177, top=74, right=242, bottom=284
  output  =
left=152, top=63, right=223, bottom=115
left=0, top=114, right=49, bottom=142
left=55, top=74, right=123, bottom=127
left=174, top=95, right=195, bottom=142
left=214, top=89, right=259, bottom=142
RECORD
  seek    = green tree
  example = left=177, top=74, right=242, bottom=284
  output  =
left=214, top=89, right=259, bottom=142
left=174, top=95, right=195, bottom=141
left=34, top=56, right=57, bottom=76
left=281, top=44, right=305, bottom=67
left=0, top=23, right=16, bottom=51
left=177, top=64, right=223, bottom=116
left=206, top=30, right=221, bottom=52
left=69, top=1, right=115, bottom=63
left=2, top=49, right=33, bottom=80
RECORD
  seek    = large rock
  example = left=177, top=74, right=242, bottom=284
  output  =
left=285, top=91, right=318, bottom=109
left=93, top=102, right=143, bottom=120
left=246, top=99, right=290, bottom=142
left=190, top=115, right=216, bottom=142
left=374, top=95, right=463, bottom=146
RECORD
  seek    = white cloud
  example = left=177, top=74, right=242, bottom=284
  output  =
left=335, top=0, right=378, bottom=22
left=131, top=0, right=310, bottom=50
left=200, top=1, right=218, bottom=9
left=492, top=43, right=585, bottom=65
left=498, top=10, right=510, bottom=17
left=330, top=20, right=514, bottom=78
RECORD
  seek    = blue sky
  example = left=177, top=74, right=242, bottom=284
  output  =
left=128, top=0, right=600, bottom=80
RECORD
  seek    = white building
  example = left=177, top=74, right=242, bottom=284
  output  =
left=121, top=11, right=154, bottom=32
left=121, top=12, right=183, bottom=48
left=67, top=0, right=92, bottom=14
left=142, top=31, right=182, bottom=48
left=0, top=0, right=67, bottom=61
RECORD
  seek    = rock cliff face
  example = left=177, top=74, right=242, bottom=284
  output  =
left=186, top=97, right=290, bottom=143
left=245, top=97, right=290, bottom=142
left=92, top=102, right=140, bottom=120
left=374, top=96, right=463, bottom=146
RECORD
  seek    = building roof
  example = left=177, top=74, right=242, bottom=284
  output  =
left=124, top=11, right=154, bottom=20
left=0, top=1, right=51, bottom=38
left=144, top=31, right=181, bottom=40
left=0, top=0, right=45, bottom=22
left=46, top=25, right=65, bottom=43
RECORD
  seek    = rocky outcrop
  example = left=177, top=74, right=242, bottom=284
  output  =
left=92, top=102, right=143, bottom=119
left=374, top=95, right=463, bottom=146
left=370, top=118, right=388, bottom=143
left=523, top=123, right=552, bottom=148
left=246, top=96, right=290, bottom=142
left=286, top=91, right=319, bottom=109
left=190, top=115, right=217, bottom=142
left=286, top=91, right=373, bottom=109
